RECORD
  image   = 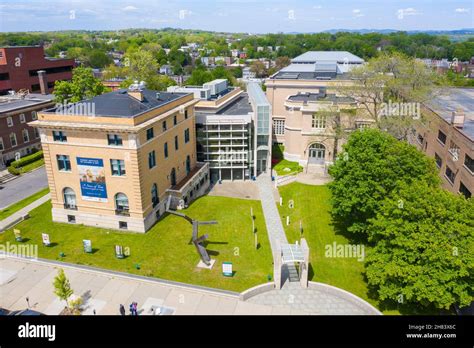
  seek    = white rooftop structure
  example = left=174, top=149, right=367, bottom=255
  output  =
left=291, top=51, right=365, bottom=64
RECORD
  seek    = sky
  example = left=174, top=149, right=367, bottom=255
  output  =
left=0, top=0, right=473, bottom=33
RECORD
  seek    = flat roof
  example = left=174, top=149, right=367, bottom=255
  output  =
left=216, top=94, right=253, bottom=115
left=0, top=94, right=54, bottom=113
left=426, top=88, right=474, bottom=140
left=288, top=92, right=354, bottom=104
left=291, top=51, right=364, bottom=64
left=43, top=89, right=189, bottom=118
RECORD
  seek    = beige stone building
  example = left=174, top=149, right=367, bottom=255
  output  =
left=31, top=84, right=210, bottom=232
left=266, top=51, right=371, bottom=171
left=411, top=88, right=473, bottom=198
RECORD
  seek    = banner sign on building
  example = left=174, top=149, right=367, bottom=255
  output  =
left=77, top=157, right=108, bottom=202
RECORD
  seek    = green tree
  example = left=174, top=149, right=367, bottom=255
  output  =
left=328, top=129, right=440, bottom=237
left=53, top=269, right=73, bottom=308
left=53, top=67, right=105, bottom=103
left=365, top=182, right=474, bottom=310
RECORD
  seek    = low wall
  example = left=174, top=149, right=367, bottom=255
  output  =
left=239, top=282, right=275, bottom=301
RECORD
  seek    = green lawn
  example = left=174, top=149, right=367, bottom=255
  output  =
left=16, top=159, right=45, bottom=174
left=278, top=183, right=399, bottom=314
left=0, top=196, right=273, bottom=292
left=273, top=159, right=303, bottom=176
left=0, top=187, right=50, bottom=221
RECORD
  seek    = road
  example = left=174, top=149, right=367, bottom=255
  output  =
left=0, top=167, right=48, bottom=209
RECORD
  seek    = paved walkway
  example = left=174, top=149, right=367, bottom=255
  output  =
left=208, top=181, right=260, bottom=200
left=0, top=256, right=309, bottom=315
left=256, top=175, right=298, bottom=283
left=0, top=194, right=51, bottom=232
left=246, top=282, right=381, bottom=315
left=296, top=172, right=332, bottom=186
left=0, top=167, right=48, bottom=210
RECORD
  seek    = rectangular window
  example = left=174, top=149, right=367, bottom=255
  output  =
left=34, top=128, right=40, bottom=139
left=9, top=133, right=17, bottom=147
left=312, top=113, right=327, bottom=129
left=0, top=137, right=3, bottom=151
left=7, top=117, right=13, bottom=127
left=107, top=134, right=123, bottom=146
left=464, top=154, right=474, bottom=173
left=175, top=135, right=179, bottom=150
left=146, top=128, right=154, bottom=140
left=435, top=153, right=442, bottom=169
left=162, top=121, right=167, bottom=132
left=119, top=221, right=128, bottom=230
left=31, top=111, right=38, bottom=120
left=445, top=166, right=456, bottom=184
left=53, top=131, right=67, bottom=142
left=437, top=130, right=447, bottom=145
left=22, top=129, right=29, bottom=143
left=459, top=182, right=471, bottom=199
left=417, top=133, right=424, bottom=144
left=110, top=159, right=126, bottom=176
left=164, top=142, right=169, bottom=158
left=19, top=114, right=26, bottom=123
left=273, top=119, right=285, bottom=135
left=67, top=215, right=76, bottom=223
left=185, top=110, right=188, bottom=119
left=57, top=155, right=71, bottom=171
left=148, top=150, right=156, bottom=169
left=448, top=140, right=460, bottom=161
left=184, top=128, right=190, bottom=143
left=174, top=115, right=177, bottom=126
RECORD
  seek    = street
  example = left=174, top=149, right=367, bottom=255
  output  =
left=0, top=167, right=48, bottom=210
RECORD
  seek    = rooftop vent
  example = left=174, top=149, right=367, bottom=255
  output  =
left=451, top=109, right=465, bottom=128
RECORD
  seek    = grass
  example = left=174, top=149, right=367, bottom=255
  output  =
left=0, top=196, right=273, bottom=292
left=0, top=187, right=50, bottom=221
left=278, top=182, right=400, bottom=314
left=273, top=159, right=304, bottom=176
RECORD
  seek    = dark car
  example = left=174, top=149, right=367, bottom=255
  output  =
left=0, top=308, right=10, bottom=315
left=8, top=309, right=44, bottom=316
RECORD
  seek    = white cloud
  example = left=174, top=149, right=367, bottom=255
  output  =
left=353, top=9, right=361, bottom=14
left=352, top=9, right=364, bottom=17
left=122, top=5, right=138, bottom=11
left=397, top=7, right=420, bottom=19
left=455, top=8, right=470, bottom=13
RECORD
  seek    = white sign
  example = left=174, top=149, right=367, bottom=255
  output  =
left=42, top=233, right=50, bottom=246
left=222, top=262, right=233, bottom=277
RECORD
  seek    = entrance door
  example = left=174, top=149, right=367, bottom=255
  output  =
left=308, top=143, right=325, bottom=164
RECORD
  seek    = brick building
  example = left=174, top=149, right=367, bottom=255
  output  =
left=0, top=46, right=74, bottom=95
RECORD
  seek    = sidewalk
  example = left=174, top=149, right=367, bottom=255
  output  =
left=0, top=193, right=51, bottom=232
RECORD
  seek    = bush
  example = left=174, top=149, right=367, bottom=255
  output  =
left=7, top=166, right=20, bottom=176
left=10, top=151, right=43, bottom=169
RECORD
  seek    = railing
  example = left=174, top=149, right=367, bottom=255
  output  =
left=63, top=203, right=77, bottom=210
left=115, top=208, right=130, bottom=216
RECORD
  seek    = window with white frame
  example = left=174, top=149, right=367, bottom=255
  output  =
left=7, top=117, right=13, bottom=127
left=0, top=137, right=3, bottom=151
left=34, top=128, right=40, bottom=138
left=312, top=113, right=327, bottom=129
left=22, top=129, right=29, bottom=143
left=31, top=111, right=38, bottom=120
left=273, top=119, right=285, bottom=135
left=19, top=113, right=26, bottom=123
left=10, top=133, right=17, bottom=147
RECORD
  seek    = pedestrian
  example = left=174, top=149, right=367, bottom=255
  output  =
left=129, top=303, right=134, bottom=315
left=133, top=302, right=138, bottom=315
left=93, top=309, right=96, bottom=315
left=119, top=304, right=126, bottom=316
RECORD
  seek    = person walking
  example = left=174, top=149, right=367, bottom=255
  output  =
left=129, top=303, right=134, bottom=315
left=119, top=304, right=126, bottom=316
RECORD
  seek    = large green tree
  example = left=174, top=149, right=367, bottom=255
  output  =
left=328, top=129, right=440, bottom=237
left=365, top=182, right=474, bottom=310
left=53, top=67, right=105, bottom=103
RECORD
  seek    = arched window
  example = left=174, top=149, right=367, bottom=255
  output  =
left=63, top=187, right=76, bottom=209
left=151, top=183, right=159, bottom=208
left=115, top=193, right=129, bottom=215
left=170, top=168, right=177, bottom=186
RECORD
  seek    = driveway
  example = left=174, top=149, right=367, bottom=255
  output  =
left=0, top=167, right=48, bottom=209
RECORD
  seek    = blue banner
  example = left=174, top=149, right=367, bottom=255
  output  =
left=77, top=157, right=108, bottom=202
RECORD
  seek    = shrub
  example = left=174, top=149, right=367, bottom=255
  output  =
left=10, top=151, right=43, bottom=169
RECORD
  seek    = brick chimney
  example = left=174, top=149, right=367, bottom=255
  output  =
left=37, top=70, right=47, bottom=95
left=451, top=109, right=465, bottom=129
left=127, top=81, right=145, bottom=101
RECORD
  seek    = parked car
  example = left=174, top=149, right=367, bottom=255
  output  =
left=8, top=309, right=44, bottom=316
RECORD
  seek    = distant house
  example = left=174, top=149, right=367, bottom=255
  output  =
left=159, top=65, right=173, bottom=75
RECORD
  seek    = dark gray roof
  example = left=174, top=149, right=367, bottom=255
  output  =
left=288, top=92, right=355, bottom=104
left=216, top=94, right=253, bottom=115
left=44, top=89, right=189, bottom=118
left=0, top=94, right=54, bottom=113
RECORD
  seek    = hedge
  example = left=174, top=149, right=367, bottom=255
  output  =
left=10, top=151, right=43, bottom=169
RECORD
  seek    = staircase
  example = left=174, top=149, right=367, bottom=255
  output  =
left=0, top=171, right=16, bottom=184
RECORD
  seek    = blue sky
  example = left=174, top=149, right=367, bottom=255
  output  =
left=0, top=0, right=472, bottom=33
